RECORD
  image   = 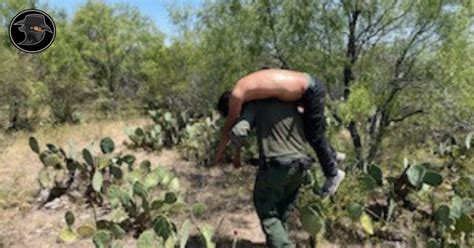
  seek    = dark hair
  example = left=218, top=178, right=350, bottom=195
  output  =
left=216, top=91, right=231, bottom=117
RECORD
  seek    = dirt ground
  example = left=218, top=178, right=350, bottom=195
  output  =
left=0, top=119, right=377, bottom=248
left=0, top=119, right=274, bottom=248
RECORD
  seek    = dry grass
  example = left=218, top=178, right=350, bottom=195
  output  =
left=0, top=118, right=149, bottom=206
left=0, top=118, right=271, bottom=248
left=0, top=118, right=386, bottom=248
left=0, top=118, right=149, bottom=248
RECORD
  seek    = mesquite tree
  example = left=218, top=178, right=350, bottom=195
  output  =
left=179, top=0, right=472, bottom=167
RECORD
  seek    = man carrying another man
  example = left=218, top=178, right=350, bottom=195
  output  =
left=215, top=68, right=345, bottom=196
left=215, top=68, right=346, bottom=247
left=223, top=97, right=313, bottom=247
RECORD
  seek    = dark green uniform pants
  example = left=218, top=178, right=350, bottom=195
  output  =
left=253, top=159, right=306, bottom=248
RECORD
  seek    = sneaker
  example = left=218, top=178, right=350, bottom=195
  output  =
left=335, top=152, right=346, bottom=163
left=321, top=169, right=345, bottom=197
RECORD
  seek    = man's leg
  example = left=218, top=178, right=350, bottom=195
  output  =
left=302, top=77, right=338, bottom=178
left=302, top=77, right=345, bottom=196
left=278, top=165, right=305, bottom=228
left=254, top=164, right=295, bottom=248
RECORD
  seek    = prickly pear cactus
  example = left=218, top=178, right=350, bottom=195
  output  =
left=30, top=136, right=77, bottom=204
left=179, top=116, right=221, bottom=165
left=125, top=109, right=186, bottom=151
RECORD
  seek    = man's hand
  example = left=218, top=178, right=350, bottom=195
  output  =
left=214, top=89, right=246, bottom=167
left=213, top=130, right=229, bottom=166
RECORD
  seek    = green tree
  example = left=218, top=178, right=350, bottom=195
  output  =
left=0, top=47, right=44, bottom=130
left=0, top=0, right=43, bottom=130
left=429, top=2, right=473, bottom=132
left=72, top=0, right=159, bottom=111
left=40, top=12, right=92, bottom=123
left=140, top=36, right=203, bottom=112
left=183, top=0, right=472, bottom=167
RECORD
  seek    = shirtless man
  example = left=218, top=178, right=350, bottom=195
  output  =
left=215, top=68, right=345, bottom=196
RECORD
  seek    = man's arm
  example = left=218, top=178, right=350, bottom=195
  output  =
left=233, top=147, right=241, bottom=168
left=227, top=102, right=256, bottom=168
left=214, top=88, right=245, bottom=165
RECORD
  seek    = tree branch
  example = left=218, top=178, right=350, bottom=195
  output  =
left=391, top=109, right=424, bottom=123
left=265, top=1, right=290, bottom=69
left=358, top=1, right=415, bottom=50
left=356, top=0, right=397, bottom=40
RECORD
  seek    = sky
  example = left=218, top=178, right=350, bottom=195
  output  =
left=38, top=0, right=203, bottom=37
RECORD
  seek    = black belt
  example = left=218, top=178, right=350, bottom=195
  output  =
left=262, top=156, right=314, bottom=170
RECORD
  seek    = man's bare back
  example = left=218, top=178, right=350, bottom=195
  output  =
left=233, top=69, right=309, bottom=102
left=214, top=69, right=310, bottom=165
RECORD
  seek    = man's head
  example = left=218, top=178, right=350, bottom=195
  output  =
left=216, top=91, right=231, bottom=117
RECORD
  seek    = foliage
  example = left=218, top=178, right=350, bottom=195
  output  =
left=139, top=33, right=207, bottom=114
left=58, top=160, right=212, bottom=247
left=0, top=0, right=164, bottom=128
left=0, top=46, right=43, bottom=130
left=0, top=0, right=471, bottom=138
left=183, top=0, right=474, bottom=168
left=40, top=14, right=91, bottom=124
left=125, top=109, right=187, bottom=151
left=30, top=136, right=211, bottom=247
left=297, top=149, right=472, bottom=245
left=29, top=136, right=76, bottom=203
left=178, top=113, right=223, bottom=166
left=5, top=0, right=474, bottom=246
left=126, top=109, right=255, bottom=166
left=431, top=196, right=473, bottom=247
left=71, top=0, right=158, bottom=103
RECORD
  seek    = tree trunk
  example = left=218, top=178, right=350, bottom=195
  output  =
left=348, top=121, right=363, bottom=166
left=367, top=123, right=385, bottom=164
left=343, top=9, right=364, bottom=166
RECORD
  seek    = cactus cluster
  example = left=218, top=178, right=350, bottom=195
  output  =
left=125, top=110, right=187, bottom=151
left=430, top=196, right=473, bottom=247
left=85, top=163, right=193, bottom=246
left=59, top=160, right=213, bottom=247
left=343, top=162, right=446, bottom=237
left=80, top=137, right=137, bottom=204
left=126, top=109, right=257, bottom=166
left=179, top=113, right=258, bottom=166
left=359, top=163, right=443, bottom=195
left=354, top=161, right=472, bottom=245
left=179, top=115, right=222, bottom=165
left=36, top=136, right=212, bottom=247
left=29, top=136, right=140, bottom=205
left=29, top=137, right=78, bottom=203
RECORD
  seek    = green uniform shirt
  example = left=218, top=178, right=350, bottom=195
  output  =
left=231, top=99, right=308, bottom=161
